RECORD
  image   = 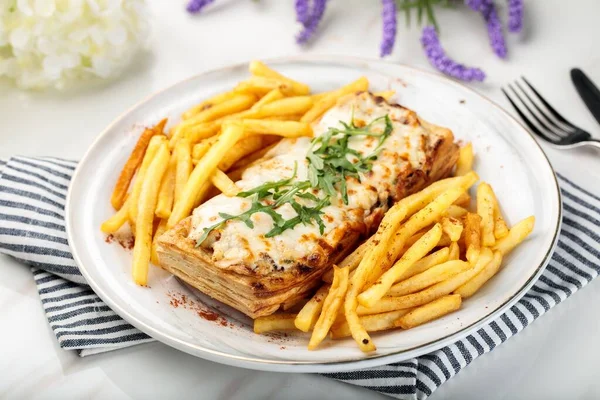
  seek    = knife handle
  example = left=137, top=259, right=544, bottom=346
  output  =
left=571, top=68, right=600, bottom=126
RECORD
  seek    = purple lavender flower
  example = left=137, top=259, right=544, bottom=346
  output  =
left=296, top=0, right=328, bottom=45
left=465, top=0, right=486, bottom=11
left=482, top=2, right=507, bottom=58
left=295, top=0, right=310, bottom=25
left=466, top=0, right=507, bottom=58
left=507, top=0, right=524, bottom=32
left=186, top=0, right=215, bottom=14
left=380, top=0, right=397, bottom=57
left=421, top=26, right=486, bottom=82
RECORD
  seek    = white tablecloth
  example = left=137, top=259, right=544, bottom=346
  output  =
left=2, top=0, right=600, bottom=398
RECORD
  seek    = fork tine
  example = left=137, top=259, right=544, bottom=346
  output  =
left=521, top=77, right=578, bottom=129
left=509, top=84, right=566, bottom=139
left=514, top=81, right=572, bottom=137
left=502, top=88, right=559, bottom=144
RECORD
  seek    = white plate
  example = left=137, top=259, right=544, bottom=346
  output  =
left=66, top=56, right=561, bottom=373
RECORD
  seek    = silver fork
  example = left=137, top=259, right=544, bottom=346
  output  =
left=502, top=77, right=600, bottom=149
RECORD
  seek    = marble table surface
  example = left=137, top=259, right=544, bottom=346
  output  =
left=2, top=0, right=600, bottom=398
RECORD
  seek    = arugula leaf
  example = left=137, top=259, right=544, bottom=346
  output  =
left=305, top=114, right=393, bottom=205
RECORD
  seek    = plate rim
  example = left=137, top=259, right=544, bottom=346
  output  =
left=65, top=55, right=562, bottom=373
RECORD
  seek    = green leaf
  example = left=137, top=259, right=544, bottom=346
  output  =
left=425, top=0, right=438, bottom=31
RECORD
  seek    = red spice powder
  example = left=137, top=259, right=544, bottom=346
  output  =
left=167, top=291, right=231, bottom=327
left=197, top=309, right=218, bottom=321
left=104, top=234, right=135, bottom=250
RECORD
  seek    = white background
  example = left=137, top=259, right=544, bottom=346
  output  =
left=2, top=0, right=600, bottom=398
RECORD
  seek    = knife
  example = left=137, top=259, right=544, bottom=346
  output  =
left=571, top=68, right=600, bottom=126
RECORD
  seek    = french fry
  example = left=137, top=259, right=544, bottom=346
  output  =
left=464, top=213, right=482, bottom=263
left=400, top=247, right=451, bottom=281
left=155, top=150, right=177, bottom=219
left=183, top=121, right=221, bottom=144
left=373, top=90, right=396, bottom=101
left=322, top=240, right=370, bottom=283
left=494, top=213, right=509, bottom=239
left=359, top=188, right=467, bottom=307
left=151, top=219, right=168, bottom=265
left=403, top=229, right=427, bottom=250
left=132, top=143, right=170, bottom=285
left=489, top=187, right=509, bottom=239
left=168, top=122, right=245, bottom=228
left=395, top=294, right=462, bottom=329
left=251, top=89, right=285, bottom=110
left=254, top=314, right=298, bottom=334
left=101, top=197, right=131, bottom=233
left=218, top=135, right=268, bottom=171
left=129, top=135, right=166, bottom=225
left=192, top=137, right=218, bottom=160
left=455, top=143, right=473, bottom=176
left=182, top=91, right=238, bottom=120
left=441, top=216, right=463, bottom=242
left=358, top=223, right=443, bottom=308
left=252, top=96, right=313, bottom=118
left=477, top=183, right=496, bottom=247
left=388, top=260, right=471, bottom=296
left=448, top=241, right=460, bottom=260
left=110, top=119, right=166, bottom=210
left=454, top=192, right=471, bottom=207
left=330, top=309, right=411, bottom=339
left=249, top=60, right=311, bottom=95
left=240, top=119, right=312, bottom=138
left=445, top=205, right=468, bottom=219
left=235, top=76, right=294, bottom=96
left=454, top=251, right=503, bottom=298
left=229, top=141, right=279, bottom=171
left=356, top=249, right=493, bottom=315
left=492, top=216, right=535, bottom=256
left=183, top=93, right=257, bottom=127
left=311, top=91, right=333, bottom=102
left=295, top=285, right=331, bottom=332
left=193, top=180, right=214, bottom=208
left=174, top=139, right=193, bottom=205
left=309, top=266, right=349, bottom=350
left=395, top=172, right=479, bottom=221
left=302, top=77, right=369, bottom=123
left=210, top=169, right=240, bottom=196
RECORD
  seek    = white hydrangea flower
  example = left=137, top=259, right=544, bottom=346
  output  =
left=0, top=0, right=149, bottom=89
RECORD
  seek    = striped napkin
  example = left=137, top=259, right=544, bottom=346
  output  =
left=1, top=156, right=599, bottom=399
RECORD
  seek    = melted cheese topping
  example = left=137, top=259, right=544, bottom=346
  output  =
left=188, top=93, right=438, bottom=272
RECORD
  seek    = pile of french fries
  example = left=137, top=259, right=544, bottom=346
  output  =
left=101, top=61, right=393, bottom=286
left=254, top=143, right=535, bottom=351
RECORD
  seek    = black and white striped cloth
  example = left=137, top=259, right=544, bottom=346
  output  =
left=1, top=156, right=599, bottom=399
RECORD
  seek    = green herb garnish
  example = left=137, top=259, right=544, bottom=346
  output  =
left=307, top=114, right=393, bottom=204
left=195, top=163, right=329, bottom=245
left=195, top=113, right=393, bottom=246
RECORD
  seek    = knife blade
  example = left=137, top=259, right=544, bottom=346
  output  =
left=571, top=68, right=600, bottom=126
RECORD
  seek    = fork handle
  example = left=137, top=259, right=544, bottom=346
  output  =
left=582, top=139, right=600, bottom=149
